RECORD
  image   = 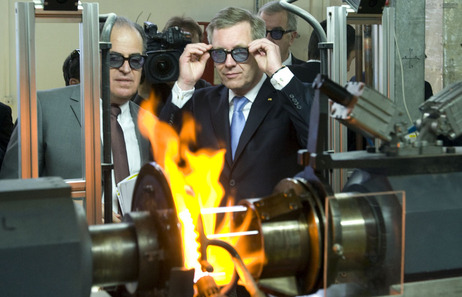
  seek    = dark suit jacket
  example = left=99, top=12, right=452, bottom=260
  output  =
left=289, top=60, right=321, bottom=84
left=160, top=77, right=313, bottom=203
left=291, top=54, right=305, bottom=66
left=0, top=102, right=14, bottom=168
left=0, top=84, right=152, bottom=179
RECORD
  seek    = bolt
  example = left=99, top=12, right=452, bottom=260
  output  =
left=261, top=213, right=270, bottom=220
left=289, top=202, right=298, bottom=210
left=332, top=243, right=344, bottom=256
left=144, top=184, right=155, bottom=193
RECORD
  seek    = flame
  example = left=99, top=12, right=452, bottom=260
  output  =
left=138, top=90, right=264, bottom=286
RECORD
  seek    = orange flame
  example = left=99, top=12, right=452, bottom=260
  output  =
left=138, top=91, right=263, bottom=285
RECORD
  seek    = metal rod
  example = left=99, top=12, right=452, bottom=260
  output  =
left=100, top=13, right=117, bottom=224
left=200, top=205, right=248, bottom=214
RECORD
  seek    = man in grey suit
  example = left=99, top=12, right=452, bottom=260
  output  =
left=0, top=17, right=152, bottom=216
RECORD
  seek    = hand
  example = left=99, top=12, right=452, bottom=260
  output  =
left=177, top=43, right=213, bottom=91
left=248, top=38, right=283, bottom=77
left=102, top=206, right=122, bottom=223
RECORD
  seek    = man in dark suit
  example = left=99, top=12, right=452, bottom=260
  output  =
left=258, top=0, right=304, bottom=66
left=0, top=102, right=14, bottom=169
left=160, top=7, right=313, bottom=204
left=0, top=17, right=152, bottom=219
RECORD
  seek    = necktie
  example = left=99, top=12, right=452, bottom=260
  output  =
left=230, top=96, right=249, bottom=160
left=111, top=105, right=130, bottom=184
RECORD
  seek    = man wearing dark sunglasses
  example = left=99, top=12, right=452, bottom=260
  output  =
left=1, top=17, right=153, bottom=222
left=160, top=7, right=313, bottom=209
left=258, top=0, right=304, bottom=66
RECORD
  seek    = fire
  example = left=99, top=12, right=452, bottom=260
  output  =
left=138, top=91, right=263, bottom=286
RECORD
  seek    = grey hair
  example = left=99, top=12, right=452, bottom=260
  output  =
left=206, top=7, right=266, bottom=44
left=258, top=0, right=298, bottom=31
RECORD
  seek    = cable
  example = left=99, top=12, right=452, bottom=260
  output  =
left=394, top=32, right=414, bottom=126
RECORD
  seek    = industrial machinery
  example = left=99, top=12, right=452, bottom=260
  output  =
left=3, top=0, right=462, bottom=296
left=2, top=77, right=462, bottom=297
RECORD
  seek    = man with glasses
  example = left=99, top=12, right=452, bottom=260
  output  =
left=0, top=17, right=152, bottom=220
left=160, top=7, right=313, bottom=205
left=258, top=0, right=304, bottom=66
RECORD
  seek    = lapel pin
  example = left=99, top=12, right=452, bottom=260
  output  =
left=268, top=97, right=272, bottom=101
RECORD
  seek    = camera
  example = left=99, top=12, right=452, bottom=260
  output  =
left=143, top=22, right=192, bottom=84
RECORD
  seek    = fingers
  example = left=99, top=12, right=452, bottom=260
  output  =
left=178, top=43, right=212, bottom=90
left=113, top=212, right=122, bottom=223
left=248, top=38, right=283, bottom=75
left=180, top=43, right=212, bottom=63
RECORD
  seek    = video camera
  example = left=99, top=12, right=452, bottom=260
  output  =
left=143, top=22, right=192, bottom=84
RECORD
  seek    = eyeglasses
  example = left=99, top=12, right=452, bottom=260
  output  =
left=209, top=47, right=249, bottom=64
left=266, top=28, right=295, bottom=40
left=109, top=52, right=146, bottom=70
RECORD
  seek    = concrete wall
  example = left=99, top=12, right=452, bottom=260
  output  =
left=442, top=0, right=462, bottom=88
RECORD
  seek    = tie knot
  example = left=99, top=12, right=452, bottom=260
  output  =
left=111, top=104, right=121, bottom=117
left=233, top=96, right=248, bottom=113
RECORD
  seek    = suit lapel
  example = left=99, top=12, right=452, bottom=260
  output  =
left=129, top=102, right=150, bottom=164
left=211, top=89, right=233, bottom=166
left=233, top=79, right=275, bottom=162
left=69, top=85, right=82, bottom=127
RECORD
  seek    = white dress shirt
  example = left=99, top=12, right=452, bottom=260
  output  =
left=170, top=67, right=294, bottom=115
left=100, top=100, right=141, bottom=213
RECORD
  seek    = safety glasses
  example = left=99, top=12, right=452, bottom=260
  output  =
left=209, top=47, right=249, bottom=64
left=266, top=28, right=295, bottom=40
left=109, top=52, right=146, bottom=70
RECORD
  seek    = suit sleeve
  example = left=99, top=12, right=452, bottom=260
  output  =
left=278, top=76, right=315, bottom=147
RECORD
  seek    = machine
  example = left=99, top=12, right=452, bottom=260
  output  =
left=2, top=76, right=462, bottom=297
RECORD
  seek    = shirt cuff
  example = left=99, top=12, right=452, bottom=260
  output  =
left=270, top=66, right=294, bottom=90
left=171, top=82, right=195, bottom=108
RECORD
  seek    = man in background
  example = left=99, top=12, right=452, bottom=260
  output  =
left=258, top=0, right=304, bottom=66
left=0, top=16, right=152, bottom=222
left=62, top=49, right=81, bottom=86
left=134, top=15, right=211, bottom=115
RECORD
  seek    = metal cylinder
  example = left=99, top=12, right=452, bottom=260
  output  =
left=90, top=211, right=164, bottom=292
left=260, top=219, right=310, bottom=277
left=90, top=222, right=139, bottom=286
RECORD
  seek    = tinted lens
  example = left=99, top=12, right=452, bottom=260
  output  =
left=109, top=52, right=125, bottom=68
left=231, top=48, right=249, bottom=62
left=269, top=29, right=284, bottom=40
left=209, top=48, right=249, bottom=63
left=109, top=52, right=145, bottom=69
left=210, top=49, right=227, bottom=63
left=128, top=55, right=145, bottom=69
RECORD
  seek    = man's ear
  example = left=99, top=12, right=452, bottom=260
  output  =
left=288, top=31, right=298, bottom=45
left=69, top=78, right=80, bottom=85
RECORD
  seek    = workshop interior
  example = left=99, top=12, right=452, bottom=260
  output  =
left=1, top=0, right=462, bottom=297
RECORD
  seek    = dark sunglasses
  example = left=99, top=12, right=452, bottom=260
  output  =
left=266, top=29, right=295, bottom=40
left=109, top=52, right=146, bottom=70
left=209, top=47, right=249, bottom=64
